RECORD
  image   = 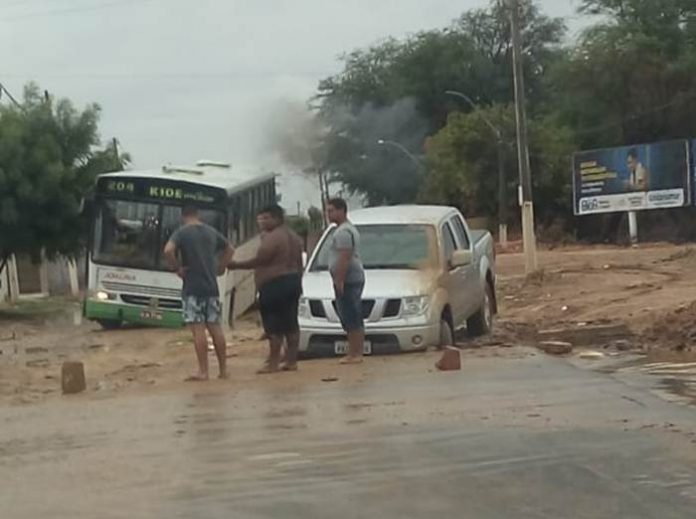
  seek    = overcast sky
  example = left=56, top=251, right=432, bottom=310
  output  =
left=1, top=0, right=582, bottom=209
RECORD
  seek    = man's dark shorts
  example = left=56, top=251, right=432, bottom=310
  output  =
left=258, top=273, right=302, bottom=335
left=335, top=281, right=365, bottom=332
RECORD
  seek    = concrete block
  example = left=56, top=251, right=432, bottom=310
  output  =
left=61, top=361, right=86, bottom=395
left=436, top=347, right=461, bottom=371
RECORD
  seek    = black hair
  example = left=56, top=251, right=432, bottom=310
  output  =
left=327, top=197, right=348, bottom=213
left=258, top=204, right=285, bottom=222
left=627, top=148, right=639, bottom=160
left=182, top=205, right=198, bottom=217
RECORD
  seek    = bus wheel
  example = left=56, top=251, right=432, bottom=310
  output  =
left=97, top=319, right=121, bottom=331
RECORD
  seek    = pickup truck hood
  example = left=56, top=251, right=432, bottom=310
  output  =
left=302, top=270, right=438, bottom=299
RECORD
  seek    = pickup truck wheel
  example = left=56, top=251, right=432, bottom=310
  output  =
left=439, top=318, right=454, bottom=348
left=467, top=283, right=494, bottom=337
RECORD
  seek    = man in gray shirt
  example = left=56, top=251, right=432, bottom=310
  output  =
left=164, top=205, right=235, bottom=381
left=327, top=197, right=366, bottom=364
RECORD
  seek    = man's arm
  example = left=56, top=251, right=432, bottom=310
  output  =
left=217, top=243, right=235, bottom=276
left=163, top=240, right=186, bottom=279
left=332, top=229, right=354, bottom=295
left=228, top=236, right=276, bottom=270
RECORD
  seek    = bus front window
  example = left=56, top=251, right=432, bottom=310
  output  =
left=93, top=200, right=227, bottom=270
left=159, top=206, right=226, bottom=268
left=94, top=200, right=161, bottom=269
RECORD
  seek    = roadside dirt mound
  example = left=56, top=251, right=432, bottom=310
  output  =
left=645, top=301, right=696, bottom=351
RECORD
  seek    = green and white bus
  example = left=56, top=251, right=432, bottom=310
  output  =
left=84, top=161, right=276, bottom=329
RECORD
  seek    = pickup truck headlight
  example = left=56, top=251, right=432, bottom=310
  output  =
left=402, top=296, right=430, bottom=317
left=298, top=297, right=311, bottom=319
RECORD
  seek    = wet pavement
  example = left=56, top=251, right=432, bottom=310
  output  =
left=3, top=350, right=696, bottom=518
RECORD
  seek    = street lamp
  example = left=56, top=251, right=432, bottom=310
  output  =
left=445, top=90, right=508, bottom=247
left=377, top=139, right=425, bottom=174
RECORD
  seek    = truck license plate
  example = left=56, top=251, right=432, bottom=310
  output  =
left=335, top=341, right=372, bottom=355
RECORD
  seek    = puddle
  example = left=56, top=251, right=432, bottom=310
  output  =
left=658, top=378, right=696, bottom=406
left=602, top=351, right=696, bottom=406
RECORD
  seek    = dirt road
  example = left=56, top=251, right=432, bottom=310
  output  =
left=2, top=242, right=696, bottom=406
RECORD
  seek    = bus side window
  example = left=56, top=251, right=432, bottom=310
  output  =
left=245, top=191, right=254, bottom=240
left=228, top=200, right=240, bottom=246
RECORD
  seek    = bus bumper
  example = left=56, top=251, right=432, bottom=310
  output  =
left=84, top=299, right=184, bottom=328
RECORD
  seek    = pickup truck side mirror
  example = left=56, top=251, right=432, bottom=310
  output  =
left=302, top=251, right=308, bottom=268
left=450, top=249, right=473, bottom=269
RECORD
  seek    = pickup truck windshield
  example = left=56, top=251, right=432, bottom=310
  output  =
left=310, top=224, right=438, bottom=271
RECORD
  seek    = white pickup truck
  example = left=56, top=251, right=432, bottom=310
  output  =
left=298, top=205, right=497, bottom=357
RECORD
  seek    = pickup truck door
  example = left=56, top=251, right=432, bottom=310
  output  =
left=449, top=215, right=481, bottom=318
left=441, top=221, right=467, bottom=326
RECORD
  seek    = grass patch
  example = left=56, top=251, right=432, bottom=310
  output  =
left=0, top=297, right=80, bottom=322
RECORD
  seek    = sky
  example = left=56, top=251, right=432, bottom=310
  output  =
left=0, top=0, right=582, bottom=211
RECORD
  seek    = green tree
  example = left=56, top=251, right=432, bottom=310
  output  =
left=315, top=0, right=566, bottom=204
left=0, top=84, right=128, bottom=271
left=548, top=0, right=696, bottom=149
left=422, top=106, right=575, bottom=226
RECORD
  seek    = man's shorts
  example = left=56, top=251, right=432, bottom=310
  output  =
left=334, top=281, right=365, bottom=332
left=182, top=296, right=222, bottom=324
left=258, top=273, right=302, bottom=335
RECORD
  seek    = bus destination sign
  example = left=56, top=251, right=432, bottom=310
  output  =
left=98, top=177, right=225, bottom=205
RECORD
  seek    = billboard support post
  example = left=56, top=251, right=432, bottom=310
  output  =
left=628, top=211, right=638, bottom=245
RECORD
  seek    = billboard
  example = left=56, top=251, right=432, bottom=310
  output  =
left=573, top=140, right=691, bottom=215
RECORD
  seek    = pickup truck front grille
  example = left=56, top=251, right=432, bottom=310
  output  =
left=383, top=299, right=401, bottom=318
left=309, top=299, right=396, bottom=320
left=309, top=300, right=326, bottom=318
left=331, top=299, right=375, bottom=319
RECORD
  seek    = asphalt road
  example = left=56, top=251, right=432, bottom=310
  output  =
left=2, top=349, right=696, bottom=518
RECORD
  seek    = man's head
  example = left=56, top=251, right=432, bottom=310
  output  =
left=257, top=204, right=285, bottom=232
left=627, top=149, right=639, bottom=173
left=181, top=205, right=199, bottom=223
left=327, top=197, right=348, bottom=225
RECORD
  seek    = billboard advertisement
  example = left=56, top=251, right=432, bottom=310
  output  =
left=573, top=139, right=690, bottom=215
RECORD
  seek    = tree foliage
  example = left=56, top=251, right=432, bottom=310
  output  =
left=550, top=0, right=696, bottom=150
left=315, top=0, right=566, bottom=205
left=422, top=106, right=575, bottom=226
left=306, top=0, right=696, bottom=240
left=0, top=84, right=128, bottom=265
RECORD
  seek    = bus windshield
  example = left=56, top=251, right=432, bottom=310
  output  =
left=93, top=199, right=225, bottom=270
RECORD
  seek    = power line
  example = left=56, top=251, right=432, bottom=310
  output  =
left=0, top=83, right=23, bottom=110
left=0, top=0, right=155, bottom=22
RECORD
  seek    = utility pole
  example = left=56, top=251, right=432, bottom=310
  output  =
left=509, top=0, right=538, bottom=273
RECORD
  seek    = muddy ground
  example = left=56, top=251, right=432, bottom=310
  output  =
left=3, top=242, right=696, bottom=407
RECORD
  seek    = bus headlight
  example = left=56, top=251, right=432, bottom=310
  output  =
left=298, top=297, right=311, bottom=319
left=95, top=291, right=116, bottom=301
left=402, top=296, right=430, bottom=317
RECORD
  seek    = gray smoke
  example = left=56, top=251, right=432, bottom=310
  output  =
left=264, top=98, right=327, bottom=171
